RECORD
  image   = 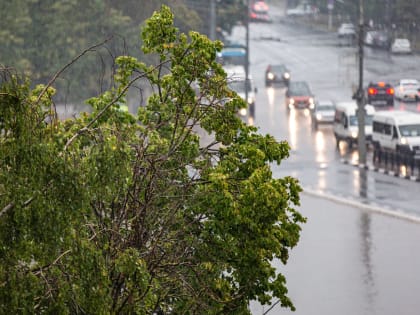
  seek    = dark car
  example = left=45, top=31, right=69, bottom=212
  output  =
left=366, top=81, right=394, bottom=106
left=365, top=30, right=392, bottom=49
left=373, top=30, right=391, bottom=49
left=285, top=81, right=315, bottom=111
left=265, top=64, right=290, bottom=86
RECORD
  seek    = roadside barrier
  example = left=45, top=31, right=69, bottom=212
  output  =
left=372, top=145, right=420, bottom=179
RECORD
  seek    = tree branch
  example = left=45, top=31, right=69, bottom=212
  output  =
left=35, top=37, right=114, bottom=105
left=63, top=60, right=170, bottom=152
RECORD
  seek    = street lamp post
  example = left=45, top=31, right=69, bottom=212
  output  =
left=355, top=0, right=367, bottom=165
left=245, top=0, right=250, bottom=111
left=210, top=0, right=216, bottom=40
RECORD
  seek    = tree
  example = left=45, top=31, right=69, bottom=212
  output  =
left=0, top=5, right=305, bottom=314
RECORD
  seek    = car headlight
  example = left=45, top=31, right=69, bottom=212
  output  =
left=247, top=96, right=254, bottom=104
left=351, top=131, right=358, bottom=138
left=400, top=137, right=408, bottom=145
left=239, top=108, right=247, bottom=116
left=284, top=72, right=290, bottom=79
left=267, top=72, right=274, bottom=80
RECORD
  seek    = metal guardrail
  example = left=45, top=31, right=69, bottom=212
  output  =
left=372, top=145, right=420, bottom=179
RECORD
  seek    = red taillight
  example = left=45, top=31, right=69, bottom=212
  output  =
left=387, top=88, right=394, bottom=95
left=368, top=87, right=377, bottom=95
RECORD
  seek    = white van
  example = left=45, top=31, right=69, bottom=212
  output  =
left=372, top=110, right=420, bottom=155
left=333, top=101, right=375, bottom=148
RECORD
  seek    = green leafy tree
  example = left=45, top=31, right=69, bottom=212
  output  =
left=0, top=5, right=305, bottom=314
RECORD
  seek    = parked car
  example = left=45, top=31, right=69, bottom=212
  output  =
left=364, top=30, right=391, bottom=49
left=366, top=81, right=394, bottom=106
left=286, top=2, right=318, bottom=17
left=285, top=81, right=315, bottom=111
left=333, top=102, right=375, bottom=149
left=338, top=23, right=356, bottom=37
left=338, top=23, right=356, bottom=46
left=311, top=100, right=336, bottom=129
left=390, top=38, right=411, bottom=54
left=394, top=79, right=420, bottom=102
left=265, top=64, right=290, bottom=86
left=373, top=30, right=392, bottom=49
left=249, top=0, right=272, bottom=23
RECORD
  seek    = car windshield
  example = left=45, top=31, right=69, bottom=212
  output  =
left=402, top=82, right=419, bottom=87
left=317, top=105, right=335, bottom=111
left=228, top=80, right=252, bottom=93
left=395, top=39, right=409, bottom=45
left=399, top=125, right=420, bottom=137
left=349, top=115, right=373, bottom=126
left=270, top=65, right=286, bottom=73
left=289, top=83, right=310, bottom=96
left=221, top=55, right=246, bottom=67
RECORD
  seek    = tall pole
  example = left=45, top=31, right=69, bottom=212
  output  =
left=210, top=0, right=216, bottom=40
left=245, top=0, right=250, bottom=109
left=356, top=0, right=366, bottom=165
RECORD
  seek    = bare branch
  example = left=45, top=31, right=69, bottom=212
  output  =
left=35, top=37, right=114, bottom=105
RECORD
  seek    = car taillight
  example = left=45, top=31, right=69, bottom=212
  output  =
left=368, top=87, right=377, bottom=95
left=387, top=88, right=394, bottom=95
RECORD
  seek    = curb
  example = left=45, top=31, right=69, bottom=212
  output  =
left=302, top=186, right=420, bottom=224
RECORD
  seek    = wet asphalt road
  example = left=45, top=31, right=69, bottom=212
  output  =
left=236, top=3, right=420, bottom=217
left=245, top=1, right=420, bottom=314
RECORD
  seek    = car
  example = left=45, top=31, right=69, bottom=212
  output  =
left=285, top=81, right=315, bottom=111
left=249, top=0, right=272, bottom=23
left=224, top=65, right=257, bottom=118
left=286, top=2, right=317, bottom=17
left=366, top=81, right=394, bottom=107
left=364, top=30, right=391, bottom=49
left=337, top=23, right=356, bottom=46
left=390, top=38, right=411, bottom=54
left=311, top=100, right=336, bottom=129
left=217, top=46, right=246, bottom=67
left=394, top=79, right=420, bottom=102
left=372, top=110, right=420, bottom=155
left=265, top=64, right=290, bottom=87
left=338, top=23, right=356, bottom=37
left=333, top=102, right=375, bottom=149
left=373, top=30, right=392, bottom=49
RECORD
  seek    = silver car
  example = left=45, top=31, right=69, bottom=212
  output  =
left=311, top=100, right=336, bottom=129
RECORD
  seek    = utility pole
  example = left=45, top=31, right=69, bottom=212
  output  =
left=245, top=0, right=250, bottom=112
left=210, top=0, right=216, bottom=40
left=355, top=0, right=366, bottom=165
